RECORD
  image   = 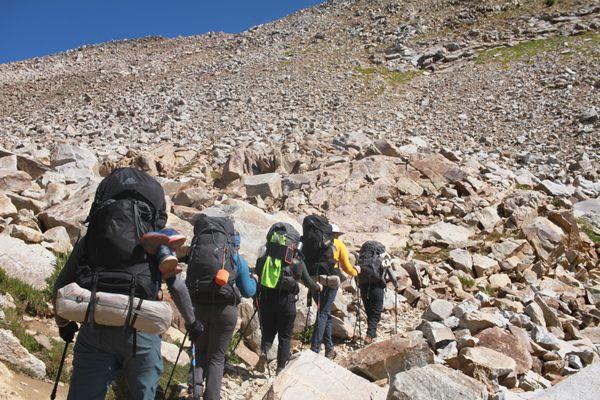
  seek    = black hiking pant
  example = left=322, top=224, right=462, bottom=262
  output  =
left=258, top=290, right=296, bottom=371
left=359, top=284, right=384, bottom=338
left=188, top=303, right=237, bottom=400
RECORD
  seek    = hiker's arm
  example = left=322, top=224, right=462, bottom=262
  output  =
left=337, top=241, right=358, bottom=277
left=298, top=259, right=320, bottom=292
left=52, top=237, right=86, bottom=327
left=385, top=267, right=399, bottom=289
left=236, top=255, right=257, bottom=298
left=165, top=275, right=196, bottom=327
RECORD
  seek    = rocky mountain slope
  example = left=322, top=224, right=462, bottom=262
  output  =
left=0, top=0, right=599, bottom=399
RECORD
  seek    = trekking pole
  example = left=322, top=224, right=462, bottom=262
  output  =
left=50, top=341, right=69, bottom=400
left=227, top=307, right=258, bottom=361
left=191, top=344, right=197, bottom=400
left=164, top=330, right=189, bottom=400
left=394, top=291, right=398, bottom=335
left=300, top=292, right=313, bottom=350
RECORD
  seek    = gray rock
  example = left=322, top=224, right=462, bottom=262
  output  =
left=388, top=364, right=488, bottom=400
left=419, top=321, right=455, bottom=349
left=537, top=180, right=575, bottom=197
left=522, top=217, right=564, bottom=261
left=265, top=350, right=386, bottom=400
left=423, top=299, right=455, bottom=322
left=449, top=249, right=473, bottom=274
left=531, top=325, right=560, bottom=351
left=529, top=363, right=600, bottom=400
left=413, top=222, right=475, bottom=247
left=51, top=143, right=100, bottom=181
left=0, top=329, right=46, bottom=378
left=341, top=332, right=434, bottom=381
left=161, top=341, right=190, bottom=366
left=0, top=236, right=56, bottom=289
left=243, top=172, right=283, bottom=199
left=472, top=254, right=500, bottom=278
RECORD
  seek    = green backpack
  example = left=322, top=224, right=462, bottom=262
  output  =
left=259, top=223, right=301, bottom=292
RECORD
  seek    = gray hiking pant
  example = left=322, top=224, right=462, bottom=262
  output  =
left=188, top=303, right=237, bottom=400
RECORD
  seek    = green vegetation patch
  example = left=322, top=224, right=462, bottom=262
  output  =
left=577, top=218, right=600, bottom=244
left=476, top=32, right=600, bottom=66
left=354, top=66, right=421, bottom=88
left=458, top=275, right=476, bottom=290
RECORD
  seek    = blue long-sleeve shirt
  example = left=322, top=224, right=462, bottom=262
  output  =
left=234, top=253, right=256, bottom=298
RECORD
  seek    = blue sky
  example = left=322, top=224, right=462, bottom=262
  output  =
left=0, top=0, right=324, bottom=64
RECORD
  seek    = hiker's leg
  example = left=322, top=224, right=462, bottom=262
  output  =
left=68, top=325, right=119, bottom=400
left=310, top=289, right=328, bottom=353
left=203, top=304, right=237, bottom=400
left=360, top=284, right=372, bottom=335
left=259, top=298, right=277, bottom=354
left=276, top=294, right=296, bottom=370
left=366, top=286, right=384, bottom=338
left=322, top=288, right=338, bottom=351
left=121, top=331, right=163, bottom=400
left=189, top=306, right=211, bottom=397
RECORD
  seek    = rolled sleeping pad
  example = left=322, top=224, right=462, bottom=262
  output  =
left=55, top=282, right=173, bottom=335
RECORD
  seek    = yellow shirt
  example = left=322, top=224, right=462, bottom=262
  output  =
left=333, top=238, right=358, bottom=277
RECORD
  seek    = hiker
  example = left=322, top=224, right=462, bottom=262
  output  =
left=255, top=223, right=322, bottom=374
left=331, top=224, right=360, bottom=279
left=186, top=216, right=256, bottom=400
left=52, top=168, right=202, bottom=400
left=301, top=215, right=344, bottom=359
left=356, top=241, right=397, bottom=344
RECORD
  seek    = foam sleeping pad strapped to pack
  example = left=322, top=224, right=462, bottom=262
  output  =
left=55, top=282, right=173, bottom=335
left=301, top=214, right=336, bottom=276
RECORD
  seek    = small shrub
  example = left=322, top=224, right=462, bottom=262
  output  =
left=546, top=0, right=557, bottom=6
left=458, top=275, right=476, bottom=289
left=297, top=324, right=314, bottom=344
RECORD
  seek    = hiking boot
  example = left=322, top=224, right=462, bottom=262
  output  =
left=324, top=348, right=337, bottom=360
left=157, top=245, right=179, bottom=275
left=364, top=335, right=374, bottom=345
left=255, top=355, right=267, bottom=373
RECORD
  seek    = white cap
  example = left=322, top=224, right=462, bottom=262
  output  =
left=331, top=224, right=343, bottom=234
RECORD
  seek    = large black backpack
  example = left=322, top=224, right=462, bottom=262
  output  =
left=301, top=215, right=336, bottom=276
left=186, top=214, right=239, bottom=304
left=357, top=241, right=386, bottom=286
left=76, top=168, right=167, bottom=302
left=257, top=223, right=302, bottom=293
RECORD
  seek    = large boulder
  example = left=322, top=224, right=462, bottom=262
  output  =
left=529, top=363, right=600, bottom=400
left=388, top=364, right=488, bottom=400
left=0, top=169, right=32, bottom=192
left=475, top=327, right=533, bottom=374
left=573, top=199, right=600, bottom=232
left=0, top=236, right=56, bottom=289
left=243, top=173, right=283, bottom=199
left=412, top=222, right=475, bottom=247
left=51, top=143, right=100, bottom=181
left=201, top=199, right=301, bottom=263
left=38, top=182, right=97, bottom=242
left=0, top=329, right=46, bottom=378
left=264, top=350, right=386, bottom=400
left=341, top=332, right=434, bottom=381
left=458, top=347, right=517, bottom=381
left=0, top=192, right=17, bottom=218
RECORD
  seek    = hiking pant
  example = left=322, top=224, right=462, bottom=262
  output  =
left=311, top=287, right=338, bottom=353
left=360, top=284, right=384, bottom=338
left=259, top=291, right=296, bottom=370
left=68, top=324, right=162, bottom=400
left=189, top=304, right=237, bottom=400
